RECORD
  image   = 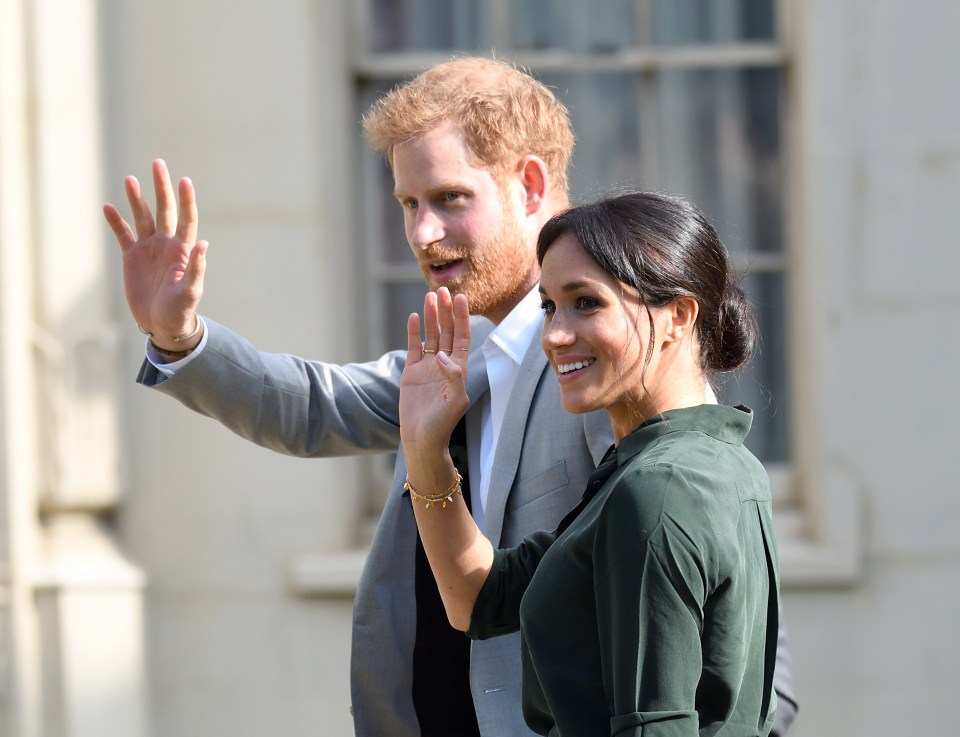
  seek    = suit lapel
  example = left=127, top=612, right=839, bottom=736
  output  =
left=480, top=316, right=549, bottom=544
left=465, top=317, right=492, bottom=412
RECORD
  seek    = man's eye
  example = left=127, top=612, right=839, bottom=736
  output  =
left=404, top=199, right=418, bottom=210
left=442, top=192, right=460, bottom=202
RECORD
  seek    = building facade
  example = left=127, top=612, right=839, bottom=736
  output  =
left=1, top=0, right=958, bottom=735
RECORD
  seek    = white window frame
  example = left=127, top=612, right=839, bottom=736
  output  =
left=290, top=0, right=864, bottom=596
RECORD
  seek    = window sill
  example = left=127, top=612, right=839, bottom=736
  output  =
left=778, top=535, right=861, bottom=588
left=774, top=473, right=864, bottom=589
left=288, top=549, right=367, bottom=598
left=289, top=472, right=864, bottom=596
left=289, top=534, right=863, bottom=600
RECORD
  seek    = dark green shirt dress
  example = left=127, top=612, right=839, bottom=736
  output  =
left=468, top=404, right=780, bottom=736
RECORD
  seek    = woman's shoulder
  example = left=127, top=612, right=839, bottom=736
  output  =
left=607, top=428, right=769, bottom=529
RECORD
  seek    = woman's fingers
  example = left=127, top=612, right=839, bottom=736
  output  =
left=437, top=289, right=456, bottom=355
left=451, top=294, right=471, bottom=364
left=422, top=291, right=440, bottom=354
left=407, top=312, right=423, bottom=363
left=416, top=288, right=471, bottom=364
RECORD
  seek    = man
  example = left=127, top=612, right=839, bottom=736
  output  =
left=104, top=57, right=796, bottom=736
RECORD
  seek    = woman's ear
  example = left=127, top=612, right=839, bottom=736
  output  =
left=662, top=296, right=699, bottom=344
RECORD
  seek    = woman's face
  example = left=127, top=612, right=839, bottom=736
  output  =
left=539, top=233, right=674, bottom=440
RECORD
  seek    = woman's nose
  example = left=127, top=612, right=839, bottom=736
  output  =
left=542, top=312, right=574, bottom=349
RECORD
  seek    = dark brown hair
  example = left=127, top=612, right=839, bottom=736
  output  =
left=537, top=191, right=757, bottom=379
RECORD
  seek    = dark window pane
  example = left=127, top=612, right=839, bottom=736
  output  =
left=370, top=0, right=492, bottom=52
left=539, top=71, right=645, bottom=199
left=383, top=282, right=430, bottom=348
left=655, top=67, right=782, bottom=255
left=361, top=1, right=787, bottom=464
left=720, top=271, right=789, bottom=463
left=652, top=0, right=775, bottom=45
left=359, top=79, right=415, bottom=264
left=512, top=0, right=636, bottom=51
left=371, top=156, right=409, bottom=264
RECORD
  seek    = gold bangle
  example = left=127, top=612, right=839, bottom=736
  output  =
left=136, top=314, right=202, bottom=342
left=404, top=471, right=463, bottom=509
left=173, top=314, right=202, bottom=342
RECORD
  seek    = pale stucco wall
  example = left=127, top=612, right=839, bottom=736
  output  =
left=782, top=0, right=960, bottom=734
left=100, top=1, right=363, bottom=736
left=2, top=0, right=959, bottom=735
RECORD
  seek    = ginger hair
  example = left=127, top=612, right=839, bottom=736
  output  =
left=363, top=56, right=574, bottom=200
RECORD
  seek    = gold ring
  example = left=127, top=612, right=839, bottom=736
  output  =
left=423, top=348, right=437, bottom=354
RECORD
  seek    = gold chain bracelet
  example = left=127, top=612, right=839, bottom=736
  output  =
left=404, top=471, right=463, bottom=509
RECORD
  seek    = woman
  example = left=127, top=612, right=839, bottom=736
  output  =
left=399, top=191, right=780, bottom=736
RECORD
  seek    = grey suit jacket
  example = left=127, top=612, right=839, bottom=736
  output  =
left=137, top=316, right=796, bottom=737
left=139, top=316, right=612, bottom=737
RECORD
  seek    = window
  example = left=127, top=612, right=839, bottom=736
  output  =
left=353, top=0, right=794, bottom=523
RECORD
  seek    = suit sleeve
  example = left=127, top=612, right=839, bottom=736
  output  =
left=771, top=612, right=799, bottom=736
left=136, top=317, right=405, bottom=457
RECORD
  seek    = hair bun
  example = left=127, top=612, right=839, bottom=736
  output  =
left=710, top=280, right=758, bottom=372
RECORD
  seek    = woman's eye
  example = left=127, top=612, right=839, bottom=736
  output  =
left=575, top=296, right=599, bottom=310
left=539, top=300, right=556, bottom=316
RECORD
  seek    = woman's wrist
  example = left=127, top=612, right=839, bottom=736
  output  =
left=404, top=471, right=463, bottom=509
left=402, top=449, right=458, bottom=494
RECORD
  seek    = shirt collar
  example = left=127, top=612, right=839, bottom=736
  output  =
left=615, top=404, right=755, bottom=466
left=554, top=405, right=754, bottom=538
left=483, top=286, right=543, bottom=365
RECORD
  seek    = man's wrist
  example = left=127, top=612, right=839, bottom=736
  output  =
left=148, top=338, right=197, bottom=360
left=137, top=313, right=203, bottom=352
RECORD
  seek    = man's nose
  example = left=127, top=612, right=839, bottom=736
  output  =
left=410, top=206, right=444, bottom=250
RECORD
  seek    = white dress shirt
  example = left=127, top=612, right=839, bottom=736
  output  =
left=466, top=287, right=543, bottom=530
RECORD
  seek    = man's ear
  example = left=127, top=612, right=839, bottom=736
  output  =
left=517, top=155, right=549, bottom=215
left=662, top=296, right=700, bottom=344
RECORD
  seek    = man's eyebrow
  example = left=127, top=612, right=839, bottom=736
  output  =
left=394, top=182, right=464, bottom=198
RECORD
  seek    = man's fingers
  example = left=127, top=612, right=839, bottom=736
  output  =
left=185, top=241, right=208, bottom=293
left=176, top=177, right=198, bottom=246
left=125, top=175, right=157, bottom=240
left=103, top=204, right=136, bottom=250
left=153, top=159, right=177, bottom=235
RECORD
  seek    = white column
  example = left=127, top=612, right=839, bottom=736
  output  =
left=2, top=0, right=151, bottom=733
left=1, top=0, right=45, bottom=732
left=30, top=0, right=120, bottom=512
left=34, top=516, right=148, bottom=737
